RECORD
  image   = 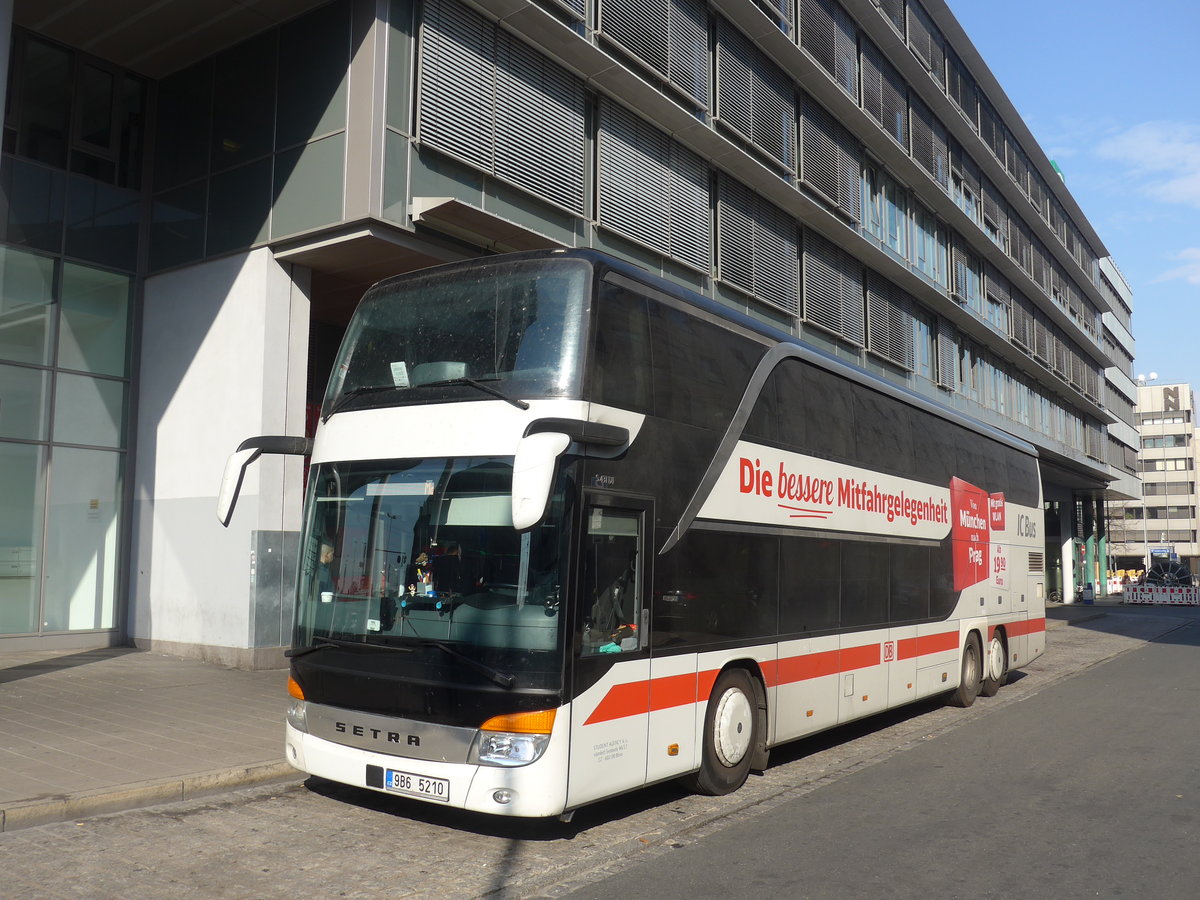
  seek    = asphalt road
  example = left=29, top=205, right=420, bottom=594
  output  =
left=2, top=606, right=1196, bottom=899
left=566, top=613, right=1200, bottom=899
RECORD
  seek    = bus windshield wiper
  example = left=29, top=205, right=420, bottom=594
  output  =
left=405, top=637, right=516, bottom=689
left=322, top=385, right=404, bottom=422
left=422, top=377, right=530, bottom=411
left=286, top=635, right=415, bottom=658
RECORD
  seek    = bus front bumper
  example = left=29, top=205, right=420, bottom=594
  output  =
left=284, top=722, right=569, bottom=818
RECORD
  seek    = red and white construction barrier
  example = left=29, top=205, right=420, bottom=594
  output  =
left=1123, top=585, right=1200, bottom=606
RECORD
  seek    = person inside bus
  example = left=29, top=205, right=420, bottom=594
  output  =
left=583, top=549, right=637, bottom=654
left=317, top=542, right=335, bottom=597
left=430, top=542, right=480, bottom=596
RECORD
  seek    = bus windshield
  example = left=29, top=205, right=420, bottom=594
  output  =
left=322, top=257, right=590, bottom=416
left=295, top=457, right=567, bottom=675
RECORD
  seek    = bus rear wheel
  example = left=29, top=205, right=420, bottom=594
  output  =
left=981, top=632, right=1008, bottom=697
left=951, top=633, right=982, bottom=708
left=686, top=668, right=758, bottom=796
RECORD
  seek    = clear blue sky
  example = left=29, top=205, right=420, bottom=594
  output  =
left=946, top=0, right=1200, bottom=389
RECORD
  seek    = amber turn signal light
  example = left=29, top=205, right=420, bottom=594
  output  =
left=287, top=675, right=305, bottom=700
left=479, top=709, right=556, bottom=734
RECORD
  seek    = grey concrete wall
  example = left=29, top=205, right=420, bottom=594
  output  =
left=131, top=249, right=309, bottom=666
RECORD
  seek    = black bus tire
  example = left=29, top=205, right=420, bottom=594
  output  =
left=981, top=631, right=1008, bottom=697
left=686, top=668, right=758, bottom=796
left=951, top=633, right=983, bottom=708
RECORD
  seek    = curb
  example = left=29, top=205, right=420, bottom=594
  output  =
left=0, top=760, right=303, bottom=833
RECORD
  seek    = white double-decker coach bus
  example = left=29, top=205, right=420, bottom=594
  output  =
left=219, top=248, right=1045, bottom=819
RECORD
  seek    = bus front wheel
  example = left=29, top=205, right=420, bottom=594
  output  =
left=951, top=633, right=983, bottom=708
left=686, top=668, right=758, bottom=796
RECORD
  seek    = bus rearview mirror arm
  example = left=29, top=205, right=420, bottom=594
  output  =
left=512, top=432, right=571, bottom=531
left=216, top=435, right=313, bottom=528
left=512, top=419, right=631, bottom=531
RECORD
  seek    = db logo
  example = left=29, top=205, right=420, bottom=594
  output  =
left=882, top=641, right=895, bottom=663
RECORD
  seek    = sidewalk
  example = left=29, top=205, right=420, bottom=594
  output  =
left=1, top=601, right=1116, bottom=833
left=0, top=648, right=297, bottom=833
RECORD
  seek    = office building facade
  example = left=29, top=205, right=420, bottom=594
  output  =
left=0, top=0, right=1136, bottom=662
left=1109, top=382, right=1198, bottom=579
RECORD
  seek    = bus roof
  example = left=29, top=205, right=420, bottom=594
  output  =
left=367, top=248, right=1039, bottom=461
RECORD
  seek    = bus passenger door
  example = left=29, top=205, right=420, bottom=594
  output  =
left=566, top=498, right=651, bottom=809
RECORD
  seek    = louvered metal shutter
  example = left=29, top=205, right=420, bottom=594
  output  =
left=718, top=175, right=799, bottom=314
left=985, top=264, right=1010, bottom=332
left=598, top=0, right=709, bottom=108
left=979, top=97, right=1005, bottom=162
left=1030, top=238, right=1048, bottom=291
left=418, top=0, right=496, bottom=173
left=553, top=0, right=586, bottom=19
left=753, top=0, right=795, bottom=34
left=1049, top=198, right=1067, bottom=243
left=1069, top=348, right=1085, bottom=392
left=952, top=145, right=981, bottom=207
left=670, top=140, right=714, bottom=270
left=598, top=99, right=711, bottom=270
left=982, top=178, right=1007, bottom=235
left=802, top=229, right=865, bottom=345
left=866, top=270, right=915, bottom=370
left=419, top=0, right=585, bottom=215
left=951, top=233, right=979, bottom=310
left=718, top=176, right=757, bottom=295
left=800, top=93, right=861, bottom=222
left=935, top=317, right=957, bottom=390
left=1006, top=136, right=1030, bottom=193
left=1028, top=172, right=1047, bottom=221
left=1032, top=316, right=1050, bottom=364
left=1010, top=290, right=1034, bottom=351
left=1052, top=329, right=1069, bottom=378
left=716, top=18, right=796, bottom=170
left=495, top=31, right=586, bottom=213
left=600, top=0, right=669, bottom=75
left=860, top=40, right=907, bottom=147
left=874, top=0, right=905, bottom=33
left=946, top=48, right=977, bottom=127
left=905, top=0, right=944, bottom=85
left=800, top=0, right=858, bottom=97
left=909, top=96, right=948, bottom=190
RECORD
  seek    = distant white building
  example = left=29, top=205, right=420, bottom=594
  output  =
left=1110, top=381, right=1198, bottom=579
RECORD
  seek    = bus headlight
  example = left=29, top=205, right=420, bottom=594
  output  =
left=286, top=675, right=308, bottom=733
left=287, top=699, right=308, bottom=733
left=470, top=709, right=555, bottom=767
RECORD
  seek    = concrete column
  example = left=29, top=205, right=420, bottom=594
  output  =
left=1059, top=502, right=1075, bottom=603
left=1083, top=499, right=1096, bottom=596
left=1096, top=498, right=1110, bottom=595
left=131, top=249, right=310, bottom=668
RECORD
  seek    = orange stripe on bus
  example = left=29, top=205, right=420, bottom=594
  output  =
left=1004, top=617, right=1046, bottom=637
left=583, top=629, right=962, bottom=726
left=897, top=631, right=959, bottom=659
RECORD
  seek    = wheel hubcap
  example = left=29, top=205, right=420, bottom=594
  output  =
left=988, top=636, right=1005, bottom=681
left=713, top=687, right=753, bottom=767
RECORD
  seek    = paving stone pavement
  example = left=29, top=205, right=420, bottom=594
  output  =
left=2, top=600, right=1194, bottom=899
left=0, top=647, right=295, bottom=832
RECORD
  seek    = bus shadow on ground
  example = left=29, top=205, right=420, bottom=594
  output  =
left=300, top=686, right=1006, bottom=840
left=302, top=774, right=693, bottom=840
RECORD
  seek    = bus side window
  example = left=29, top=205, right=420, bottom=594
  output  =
left=593, top=283, right=652, bottom=413
left=580, top=507, right=642, bottom=655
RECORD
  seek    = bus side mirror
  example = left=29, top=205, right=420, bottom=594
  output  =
left=216, top=435, right=313, bottom=527
left=511, top=432, right=570, bottom=531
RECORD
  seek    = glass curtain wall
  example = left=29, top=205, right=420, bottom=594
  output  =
left=1, top=29, right=139, bottom=640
